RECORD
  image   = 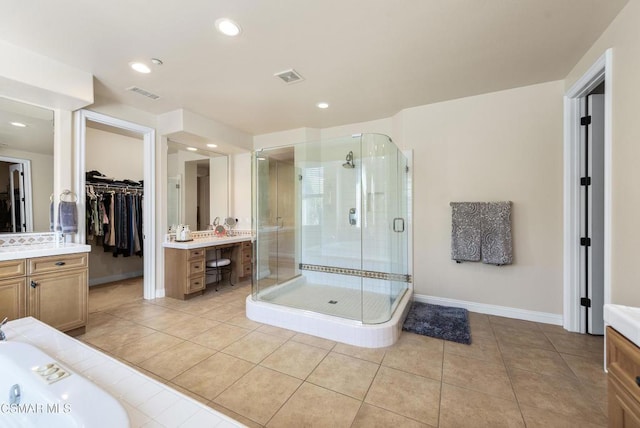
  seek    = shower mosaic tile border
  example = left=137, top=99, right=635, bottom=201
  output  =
left=0, top=232, right=58, bottom=247
left=299, top=263, right=412, bottom=283
left=165, top=229, right=253, bottom=242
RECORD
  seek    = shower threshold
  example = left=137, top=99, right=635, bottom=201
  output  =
left=246, top=279, right=413, bottom=348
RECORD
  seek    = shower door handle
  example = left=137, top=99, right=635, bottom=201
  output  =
left=349, top=208, right=357, bottom=226
left=393, top=218, right=405, bottom=232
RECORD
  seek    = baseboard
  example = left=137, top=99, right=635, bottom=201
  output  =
left=89, top=271, right=144, bottom=287
left=413, top=293, right=563, bottom=326
left=154, top=288, right=165, bottom=298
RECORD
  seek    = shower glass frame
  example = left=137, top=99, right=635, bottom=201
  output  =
left=252, top=133, right=410, bottom=324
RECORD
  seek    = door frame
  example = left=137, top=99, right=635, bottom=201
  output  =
left=74, top=109, right=156, bottom=300
left=563, top=49, right=612, bottom=333
left=0, top=155, right=33, bottom=232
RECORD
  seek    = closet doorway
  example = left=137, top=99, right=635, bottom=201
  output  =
left=75, top=110, right=156, bottom=300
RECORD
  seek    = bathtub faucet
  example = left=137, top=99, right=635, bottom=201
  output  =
left=0, top=317, right=7, bottom=341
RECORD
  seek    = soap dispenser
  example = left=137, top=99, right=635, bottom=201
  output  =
left=184, top=225, right=192, bottom=241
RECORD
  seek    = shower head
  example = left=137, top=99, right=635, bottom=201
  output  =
left=343, top=151, right=355, bottom=169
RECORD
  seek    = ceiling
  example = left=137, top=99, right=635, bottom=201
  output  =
left=0, top=0, right=629, bottom=136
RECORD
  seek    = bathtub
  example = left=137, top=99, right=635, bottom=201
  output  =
left=0, top=341, right=129, bottom=428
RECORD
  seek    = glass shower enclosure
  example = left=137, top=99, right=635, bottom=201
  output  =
left=252, top=133, right=410, bottom=324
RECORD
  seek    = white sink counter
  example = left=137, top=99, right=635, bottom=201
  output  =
left=604, top=304, right=640, bottom=348
left=163, top=235, right=251, bottom=250
left=0, top=243, right=91, bottom=261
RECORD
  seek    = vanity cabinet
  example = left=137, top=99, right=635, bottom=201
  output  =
left=0, top=253, right=88, bottom=335
left=238, top=240, right=252, bottom=280
left=607, top=326, right=640, bottom=427
left=165, top=248, right=206, bottom=299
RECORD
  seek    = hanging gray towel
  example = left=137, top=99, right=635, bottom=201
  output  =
left=58, top=201, right=78, bottom=233
left=450, top=202, right=482, bottom=262
left=50, top=199, right=55, bottom=231
left=481, top=201, right=513, bottom=265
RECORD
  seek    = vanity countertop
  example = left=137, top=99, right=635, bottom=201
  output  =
left=0, top=242, right=91, bottom=261
left=604, top=303, right=640, bottom=348
left=162, top=235, right=251, bottom=250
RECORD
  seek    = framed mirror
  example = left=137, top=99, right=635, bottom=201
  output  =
left=0, top=97, right=54, bottom=233
left=167, top=140, right=228, bottom=231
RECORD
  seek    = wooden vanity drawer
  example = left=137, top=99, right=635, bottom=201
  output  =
left=0, top=259, right=26, bottom=279
left=607, top=326, right=640, bottom=403
left=188, top=249, right=205, bottom=260
left=28, top=253, right=88, bottom=275
left=187, top=275, right=205, bottom=293
left=188, top=259, right=205, bottom=276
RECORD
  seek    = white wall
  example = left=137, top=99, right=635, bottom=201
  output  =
left=565, top=0, right=640, bottom=306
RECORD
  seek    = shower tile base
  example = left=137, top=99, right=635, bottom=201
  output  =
left=245, top=285, right=413, bottom=348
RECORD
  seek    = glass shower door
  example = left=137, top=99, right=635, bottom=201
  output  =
left=361, top=134, right=409, bottom=323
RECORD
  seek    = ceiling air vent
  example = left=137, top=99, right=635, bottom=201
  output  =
left=126, top=86, right=160, bottom=100
left=274, top=69, right=304, bottom=84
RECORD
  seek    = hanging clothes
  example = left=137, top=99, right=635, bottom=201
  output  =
left=85, top=184, right=143, bottom=257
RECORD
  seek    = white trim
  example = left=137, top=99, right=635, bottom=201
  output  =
left=74, top=110, right=156, bottom=300
left=562, top=49, right=613, bottom=333
left=88, top=271, right=144, bottom=287
left=413, top=293, right=563, bottom=326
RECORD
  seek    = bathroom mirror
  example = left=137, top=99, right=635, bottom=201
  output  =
left=167, top=140, right=228, bottom=231
left=0, top=97, right=54, bottom=233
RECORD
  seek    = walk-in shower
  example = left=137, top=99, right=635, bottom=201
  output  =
left=246, top=133, right=412, bottom=347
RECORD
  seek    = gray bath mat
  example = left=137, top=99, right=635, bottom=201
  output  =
left=402, top=302, right=471, bottom=344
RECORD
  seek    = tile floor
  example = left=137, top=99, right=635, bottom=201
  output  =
left=79, top=278, right=608, bottom=427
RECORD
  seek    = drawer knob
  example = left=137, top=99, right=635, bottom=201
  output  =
left=30, top=281, right=38, bottom=288
left=636, top=376, right=640, bottom=387
left=54, top=261, right=66, bottom=266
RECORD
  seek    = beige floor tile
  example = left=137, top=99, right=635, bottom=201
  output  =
left=256, top=324, right=297, bottom=339
left=82, top=324, right=157, bottom=352
left=105, top=301, right=174, bottom=323
left=88, top=279, right=143, bottom=313
left=509, top=367, right=607, bottom=425
left=138, top=341, right=215, bottom=380
left=488, top=315, right=543, bottom=332
left=332, top=342, right=386, bottom=363
left=167, top=383, right=210, bottom=405
left=110, top=332, right=184, bottom=364
left=444, top=333, right=502, bottom=363
left=189, top=323, right=251, bottom=350
left=200, top=304, right=245, bottom=322
left=158, top=316, right=220, bottom=340
left=136, top=310, right=194, bottom=330
left=493, top=324, right=555, bottom=351
left=260, top=340, right=329, bottom=379
left=307, top=352, right=379, bottom=399
left=561, top=352, right=607, bottom=386
left=290, top=332, right=336, bottom=350
left=439, top=383, right=524, bottom=428
left=80, top=312, right=138, bottom=340
left=500, top=343, right=576, bottom=379
left=382, top=333, right=443, bottom=380
left=222, top=331, right=287, bottom=364
left=267, top=382, right=361, bottom=428
left=172, top=352, right=254, bottom=400
left=207, top=401, right=265, bottom=428
left=365, top=366, right=440, bottom=426
left=214, top=366, right=301, bottom=425
left=545, top=332, right=604, bottom=360
left=351, top=403, right=431, bottom=428
left=520, top=404, right=607, bottom=428
left=225, top=314, right=263, bottom=330
left=582, top=379, right=608, bottom=416
left=443, top=353, right=515, bottom=400
left=468, top=312, right=494, bottom=337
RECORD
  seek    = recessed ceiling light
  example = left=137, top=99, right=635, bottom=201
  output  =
left=215, top=18, right=241, bottom=36
left=316, top=102, right=329, bottom=109
left=207, top=143, right=218, bottom=148
left=10, top=122, right=27, bottom=127
left=130, top=62, right=151, bottom=74
left=186, top=147, right=198, bottom=151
